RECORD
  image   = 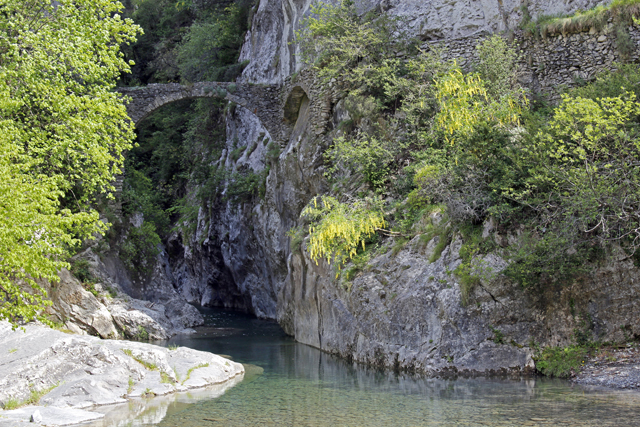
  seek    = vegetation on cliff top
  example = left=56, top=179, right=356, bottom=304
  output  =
left=299, top=0, right=640, bottom=291
left=520, top=0, right=640, bottom=60
left=0, top=0, right=140, bottom=326
left=521, top=0, right=640, bottom=39
left=120, top=0, right=254, bottom=85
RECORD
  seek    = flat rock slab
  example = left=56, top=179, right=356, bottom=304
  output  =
left=0, top=322, right=244, bottom=426
left=0, top=407, right=102, bottom=426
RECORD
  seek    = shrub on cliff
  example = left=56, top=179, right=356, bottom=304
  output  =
left=298, top=0, right=415, bottom=103
left=121, top=222, right=162, bottom=280
left=302, top=196, right=386, bottom=267
left=411, top=36, right=528, bottom=224
left=504, top=90, right=640, bottom=285
left=301, top=2, right=640, bottom=290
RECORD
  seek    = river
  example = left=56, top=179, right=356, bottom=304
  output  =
left=89, top=307, right=640, bottom=426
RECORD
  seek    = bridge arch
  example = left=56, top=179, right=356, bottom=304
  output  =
left=112, top=74, right=327, bottom=215
left=117, top=81, right=291, bottom=144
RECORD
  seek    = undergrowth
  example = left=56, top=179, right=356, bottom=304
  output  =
left=453, top=224, right=498, bottom=305
left=534, top=345, right=593, bottom=378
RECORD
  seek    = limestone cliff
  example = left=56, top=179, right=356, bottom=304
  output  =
left=145, top=0, right=639, bottom=374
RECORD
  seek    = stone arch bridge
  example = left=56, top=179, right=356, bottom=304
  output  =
left=116, top=73, right=330, bottom=145
left=112, top=71, right=333, bottom=213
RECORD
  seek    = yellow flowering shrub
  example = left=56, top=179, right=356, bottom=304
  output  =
left=302, top=196, right=385, bottom=266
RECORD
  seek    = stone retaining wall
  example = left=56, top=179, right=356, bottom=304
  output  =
left=432, top=23, right=640, bottom=98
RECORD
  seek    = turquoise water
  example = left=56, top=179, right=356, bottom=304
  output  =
left=146, top=307, right=640, bottom=427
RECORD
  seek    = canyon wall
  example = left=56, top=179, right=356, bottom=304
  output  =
left=164, top=0, right=640, bottom=374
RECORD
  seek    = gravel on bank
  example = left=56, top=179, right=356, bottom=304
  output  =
left=571, top=344, right=640, bottom=390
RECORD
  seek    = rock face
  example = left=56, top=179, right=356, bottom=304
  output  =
left=0, top=321, right=244, bottom=424
left=47, top=248, right=203, bottom=341
left=282, top=234, right=640, bottom=374
left=238, top=0, right=610, bottom=83
left=154, top=0, right=640, bottom=375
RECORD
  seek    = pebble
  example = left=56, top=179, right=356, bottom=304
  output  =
left=30, top=410, right=42, bottom=423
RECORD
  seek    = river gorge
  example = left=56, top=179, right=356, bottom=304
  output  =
left=90, top=307, right=640, bottom=426
left=4, top=0, right=640, bottom=424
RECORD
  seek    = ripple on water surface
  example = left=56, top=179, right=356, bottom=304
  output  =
left=103, top=307, right=640, bottom=426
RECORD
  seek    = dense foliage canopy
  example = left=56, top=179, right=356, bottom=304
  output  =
left=0, top=0, right=140, bottom=326
left=120, top=0, right=253, bottom=84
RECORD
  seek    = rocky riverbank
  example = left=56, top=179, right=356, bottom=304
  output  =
left=572, top=344, right=640, bottom=390
left=0, top=322, right=244, bottom=426
left=41, top=245, right=206, bottom=342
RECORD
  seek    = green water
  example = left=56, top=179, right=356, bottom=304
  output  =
left=146, top=307, right=640, bottom=427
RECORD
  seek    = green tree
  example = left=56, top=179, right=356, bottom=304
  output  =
left=120, top=0, right=194, bottom=84
left=325, top=133, right=393, bottom=190
left=523, top=92, right=640, bottom=250
left=177, top=1, right=253, bottom=82
left=474, top=35, right=522, bottom=100
left=298, top=0, right=413, bottom=102
left=414, top=37, right=527, bottom=223
left=434, top=66, right=526, bottom=144
left=0, top=0, right=140, bottom=326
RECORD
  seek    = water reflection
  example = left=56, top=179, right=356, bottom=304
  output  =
left=156, top=308, right=640, bottom=427
left=90, top=307, right=640, bottom=426
left=82, top=376, right=243, bottom=427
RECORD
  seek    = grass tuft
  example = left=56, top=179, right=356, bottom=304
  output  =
left=182, top=363, right=209, bottom=385
left=123, top=349, right=158, bottom=371
left=391, top=237, right=409, bottom=257
left=429, top=231, right=452, bottom=263
left=526, top=0, right=640, bottom=39
left=2, top=382, right=60, bottom=409
left=160, top=372, right=175, bottom=384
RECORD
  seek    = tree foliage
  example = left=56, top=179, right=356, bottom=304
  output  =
left=120, top=0, right=253, bottom=84
left=177, top=1, right=253, bottom=82
left=325, top=133, right=394, bottom=190
left=434, top=37, right=527, bottom=145
left=120, top=0, right=193, bottom=83
left=0, top=0, right=140, bottom=326
left=509, top=92, right=640, bottom=272
left=298, top=0, right=414, bottom=101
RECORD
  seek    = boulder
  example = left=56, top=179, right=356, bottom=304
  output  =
left=0, top=321, right=244, bottom=423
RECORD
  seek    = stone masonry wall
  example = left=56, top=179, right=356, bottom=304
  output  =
left=117, top=69, right=339, bottom=146
left=433, top=23, right=640, bottom=98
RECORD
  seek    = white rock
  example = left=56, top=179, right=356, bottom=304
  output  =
left=0, top=322, right=244, bottom=422
left=30, top=409, right=42, bottom=423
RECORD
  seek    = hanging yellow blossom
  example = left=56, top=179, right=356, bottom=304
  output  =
left=301, top=196, right=386, bottom=265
